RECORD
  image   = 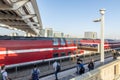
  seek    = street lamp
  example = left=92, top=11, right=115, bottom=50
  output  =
left=93, top=9, right=106, bottom=64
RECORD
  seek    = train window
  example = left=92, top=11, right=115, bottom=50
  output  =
left=53, top=53, right=59, bottom=57
left=61, top=52, right=66, bottom=56
left=67, top=40, right=72, bottom=44
left=74, top=40, right=80, bottom=44
left=53, top=38, right=59, bottom=45
left=60, top=38, right=66, bottom=45
left=68, top=52, right=72, bottom=55
left=74, top=40, right=76, bottom=44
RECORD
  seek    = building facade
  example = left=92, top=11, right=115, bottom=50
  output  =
left=44, top=28, right=53, bottom=37
left=54, top=32, right=64, bottom=38
left=84, top=32, right=97, bottom=39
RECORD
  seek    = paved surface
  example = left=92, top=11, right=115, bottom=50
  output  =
left=10, top=53, right=112, bottom=80
left=39, top=57, right=113, bottom=80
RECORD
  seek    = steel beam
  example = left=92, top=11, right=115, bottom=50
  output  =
left=0, top=21, right=26, bottom=25
left=0, top=0, right=29, bottom=10
left=22, top=14, right=36, bottom=20
left=8, top=25, right=35, bottom=34
left=27, top=22, right=39, bottom=25
left=12, top=0, right=30, bottom=10
left=0, top=4, right=11, bottom=10
left=31, top=0, right=43, bottom=30
left=0, top=14, right=21, bottom=20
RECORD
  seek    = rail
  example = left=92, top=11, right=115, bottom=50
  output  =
left=7, top=51, right=112, bottom=79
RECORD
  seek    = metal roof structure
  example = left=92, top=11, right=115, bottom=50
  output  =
left=0, top=0, right=42, bottom=35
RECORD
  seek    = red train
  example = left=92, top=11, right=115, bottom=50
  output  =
left=0, top=36, right=120, bottom=67
left=80, top=39, right=120, bottom=50
left=0, top=36, right=80, bottom=66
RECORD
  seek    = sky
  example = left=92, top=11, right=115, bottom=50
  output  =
left=36, top=0, right=120, bottom=39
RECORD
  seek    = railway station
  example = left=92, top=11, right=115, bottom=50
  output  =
left=0, top=0, right=120, bottom=80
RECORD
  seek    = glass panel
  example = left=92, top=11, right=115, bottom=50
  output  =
left=60, top=38, right=65, bottom=45
left=53, top=38, right=59, bottom=45
left=67, top=40, right=71, bottom=44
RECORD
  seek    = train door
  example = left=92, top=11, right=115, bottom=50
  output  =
left=60, top=38, right=67, bottom=57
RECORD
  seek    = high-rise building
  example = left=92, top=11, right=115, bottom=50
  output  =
left=84, top=32, right=97, bottom=39
left=39, top=29, right=45, bottom=37
left=44, top=28, right=53, bottom=37
left=54, top=32, right=64, bottom=38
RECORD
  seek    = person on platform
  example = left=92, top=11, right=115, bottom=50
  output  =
left=79, top=60, right=85, bottom=75
left=0, top=65, right=10, bottom=80
left=112, top=50, right=117, bottom=59
left=53, top=61, right=60, bottom=80
left=76, top=55, right=81, bottom=74
left=88, top=59, right=94, bottom=71
left=31, top=64, right=40, bottom=80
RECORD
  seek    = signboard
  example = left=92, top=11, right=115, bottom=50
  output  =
left=79, top=43, right=98, bottom=48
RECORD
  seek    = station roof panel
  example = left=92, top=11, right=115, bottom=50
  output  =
left=0, top=0, right=42, bottom=35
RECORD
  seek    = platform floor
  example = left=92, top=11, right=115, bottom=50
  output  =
left=39, top=57, right=113, bottom=80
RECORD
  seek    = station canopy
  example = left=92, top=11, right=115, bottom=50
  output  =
left=0, top=0, right=42, bottom=35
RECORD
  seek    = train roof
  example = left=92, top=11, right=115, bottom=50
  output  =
left=0, top=36, right=78, bottom=40
left=0, top=36, right=53, bottom=40
left=80, top=38, right=120, bottom=43
left=0, top=36, right=120, bottom=43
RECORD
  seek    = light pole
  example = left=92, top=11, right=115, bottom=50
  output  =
left=94, top=9, right=105, bottom=64
left=100, top=9, right=105, bottom=64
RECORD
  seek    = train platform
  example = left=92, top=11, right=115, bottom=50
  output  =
left=8, top=53, right=112, bottom=80
left=39, top=57, right=113, bottom=80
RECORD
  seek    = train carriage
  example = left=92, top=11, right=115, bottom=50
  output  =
left=0, top=36, right=120, bottom=67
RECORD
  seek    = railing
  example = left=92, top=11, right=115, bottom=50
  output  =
left=70, top=57, right=120, bottom=80
left=7, top=51, right=112, bottom=79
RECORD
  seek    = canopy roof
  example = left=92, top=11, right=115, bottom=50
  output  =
left=0, top=0, right=42, bottom=35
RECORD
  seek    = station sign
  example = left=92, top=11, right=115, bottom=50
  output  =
left=79, top=43, right=98, bottom=48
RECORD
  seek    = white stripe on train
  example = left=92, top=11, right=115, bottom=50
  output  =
left=0, top=46, right=77, bottom=54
